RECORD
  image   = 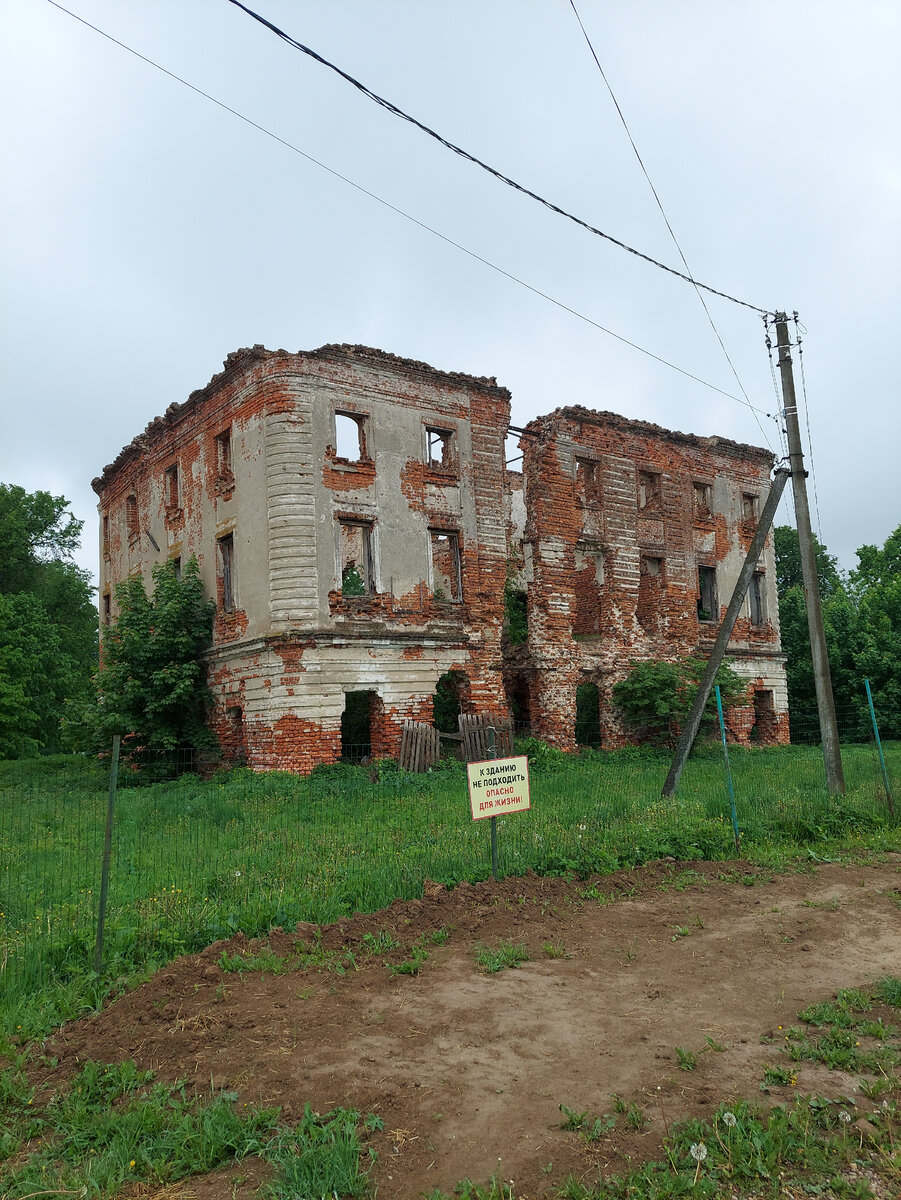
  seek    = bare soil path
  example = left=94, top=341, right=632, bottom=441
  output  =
left=43, top=858, right=901, bottom=1198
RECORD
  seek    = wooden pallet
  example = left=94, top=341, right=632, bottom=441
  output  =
left=459, top=713, right=514, bottom=763
left=398, top=719, right=441, bottom=773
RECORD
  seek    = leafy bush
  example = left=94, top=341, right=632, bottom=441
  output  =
left=65, top=557, right=215, bottom=762
left=513, top=735, right=566, bottom=769
left=612, top=656, right=748, bottom=748
left=503, top=582, right=528, bottom=645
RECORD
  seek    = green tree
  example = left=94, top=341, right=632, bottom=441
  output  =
left=612, top=656, right=748, bottom=748
left=0, top=484, right=84, bottom=594
left=503, top=582, right=528, bottom=646
left=0, top=593, right=74, bottom=758
left=774, top=524, right=901, bottom=737
left=78, top=558, right=216, bottom=758
left=773, top=524, right=853, bottom=723
left=773, top=525, right=842, bottom=598
left=850, top=525, right=901, bottom=737
left=0, top=484, right=97, bottom=757
left=850, top=525, right=901, bottom=593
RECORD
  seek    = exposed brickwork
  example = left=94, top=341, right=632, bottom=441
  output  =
left=513, top=407, right=788, bottom=750
left=95, top=344, right=511, bottom=773
left=94, top=349, right=788, bottom=772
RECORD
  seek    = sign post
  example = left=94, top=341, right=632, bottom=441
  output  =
left=466, top=735, right=531, bottom=880
left=487, top=727, right=498, bottom=879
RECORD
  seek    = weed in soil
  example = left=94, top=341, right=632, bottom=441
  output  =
left=541, top=939, right=571, bottom=959
left=675, top=1045, right=698, bottom=1071
left=387, top=945, right=429, bottom=977
left=361, top=930, right=400, bottom=954
left=474, top=939, right=530, bottom=974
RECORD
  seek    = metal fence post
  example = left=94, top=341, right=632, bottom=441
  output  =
left=715, top=687, right=741, bottom=850
left=93, top=735, right=120, bottom=974
left=864, top=679, right=894, bottom=817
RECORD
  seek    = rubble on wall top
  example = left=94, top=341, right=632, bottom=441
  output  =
left=92, top=342, right=509, bottom=494
left=529, top=405, right=775, bottom=464
left=308, top=343, right=509, bottom=395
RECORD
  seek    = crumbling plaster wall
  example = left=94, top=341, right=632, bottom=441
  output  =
left=94, top=348, right=281, bottom=642
left=516, top=407, right=788, bottom=750
left=94, top=345, right=511, bottom=772
left=94, top=348, right=790, bottom=770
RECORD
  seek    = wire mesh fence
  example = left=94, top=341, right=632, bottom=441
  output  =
left=1, top=704, right=898, bottom=1021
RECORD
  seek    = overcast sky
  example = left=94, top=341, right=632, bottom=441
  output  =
left=2, top=0, right=898, bottom=585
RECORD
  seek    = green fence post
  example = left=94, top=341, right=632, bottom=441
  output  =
left=864, top=678, right=894, bottom=817
left=715, top=686, right=741, bottom=850
left=94, top=735, right=120, bottom=974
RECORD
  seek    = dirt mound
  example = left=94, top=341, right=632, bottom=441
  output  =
left=40, top=859, right=901, bottom=1198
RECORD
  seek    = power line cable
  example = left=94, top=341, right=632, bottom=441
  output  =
left=567, top=0, right=773, bottom=450
left=225, top=0, right=772, bottom=317
left=794, top=314, right=824, bottom=540
left=43, top=0, right=768, bottom=410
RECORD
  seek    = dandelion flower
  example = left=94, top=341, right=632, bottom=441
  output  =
left=839, top=1110, right=851, bottom=1123
left=690, top=1142, right=707, bottom=1162
left=722, top=1111, right=737, bottom=1128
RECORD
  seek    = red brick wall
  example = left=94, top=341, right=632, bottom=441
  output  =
left=517, top=407, right=786, bottom=750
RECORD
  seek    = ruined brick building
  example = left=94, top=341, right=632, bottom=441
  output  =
left=93, top=343, right=788, bottom=771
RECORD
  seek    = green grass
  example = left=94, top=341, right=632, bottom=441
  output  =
left=474, top=938, right=530, bottom=974
left=0, top=1049, right=378, bottom=1200
left=1, top=740, right=899, bottom=1037
left=772, top=976, right=901, bottom=1077
left=542, top=939, right=571, bottom=959
left=439, top=1091, right=901, bottom=1200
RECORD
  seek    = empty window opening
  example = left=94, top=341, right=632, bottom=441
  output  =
left=638, top=470, right=661, bottom=511
left=430, top=530, right=461, bottom=601
left=506, top=673, right=531, bottom=731
left=171, top=556, right=182, bottom=581
left=505, top=430, right=523, bottom=470
left=102, top=515, right=110, bottom=556
left=742, top=493, right=759, bottom=521
left=341, top=690, right=376, bottom=761
left=433, top=670, right=468, bottom=734
left=751, top=689, right=778, bottom=744
left=573, top=543, right=605, bottom=636
left=218, top=533, right=235, bottom=611
left=102, top=590, right=111, bottom=625
left=575, top=457, right=599, bottom=507
left=504, top=586, right=528, bottom=645
left=225, top=705, right=247, bottom=764
left=698, top=565, right=718, bottom=622
left=575, top=682, right=601, bottom=747
left=339, top=520, right=373, bottom=594
left=335, top=411, right=366, bottom=462
left=126, top=494, right=139, bottom=541
left=426, top=426, right=455, bottom=469
left=164, top=464, right=180, bottom=509
left=750, top=572, right=766, bottom=625
left=693, top=481, right=712, bottom=517
left=637, top=555, right=664, bottom=633
left=215, top=429, right=233, bottom=479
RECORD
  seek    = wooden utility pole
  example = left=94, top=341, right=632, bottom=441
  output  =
left=774, top=313, right=845, bottom=795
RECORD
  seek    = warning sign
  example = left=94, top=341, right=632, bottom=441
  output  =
left=466, top=755, right=531, bottom=820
